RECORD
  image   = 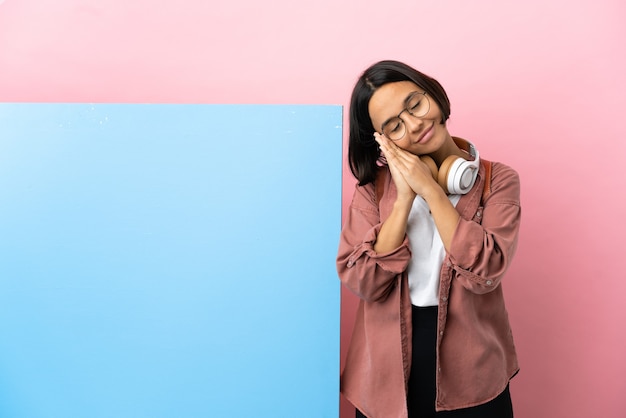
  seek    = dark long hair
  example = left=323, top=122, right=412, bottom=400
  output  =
left=348, top=60, right=451, bottom=186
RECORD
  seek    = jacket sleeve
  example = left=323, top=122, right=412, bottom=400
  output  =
left=447, top=162, right=521, bottom=294
left=336, top=182, right=412, bottom=302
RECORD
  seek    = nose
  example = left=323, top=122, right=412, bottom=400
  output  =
left=402, top=112, right=425, bottom=135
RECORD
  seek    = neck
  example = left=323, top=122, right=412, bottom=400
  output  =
left=428, top=135, right=468, bottom=166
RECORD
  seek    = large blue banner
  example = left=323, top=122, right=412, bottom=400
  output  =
left=0, top=104, right=342, bottom=417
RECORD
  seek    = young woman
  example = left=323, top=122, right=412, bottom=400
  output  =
left=337, top=60, right=521, bottom=418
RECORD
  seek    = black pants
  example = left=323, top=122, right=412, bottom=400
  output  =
left=356, top=305, right=513, bottom=418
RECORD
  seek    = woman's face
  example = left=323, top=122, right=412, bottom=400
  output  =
left=368, top=81, right=449, bottom=155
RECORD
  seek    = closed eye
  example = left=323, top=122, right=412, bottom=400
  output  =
left=409, top=99, right=422, bottom=112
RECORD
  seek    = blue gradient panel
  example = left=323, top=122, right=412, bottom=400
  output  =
left=0, top=104, right=342, bottom=418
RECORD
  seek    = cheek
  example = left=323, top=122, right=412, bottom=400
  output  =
left=434, top=121, right=449, bottom=138
left=393, top=139, right=417, bottom=153
left=425, top=102, right=445, bottom=123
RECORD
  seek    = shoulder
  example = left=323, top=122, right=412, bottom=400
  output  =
left=350, top=165, right=393, bottom=213
left=491, top=161, right=518, bottom=178
left=485, top=160, right=520, bottom=205
left=350, top=178, right=378, bottom=213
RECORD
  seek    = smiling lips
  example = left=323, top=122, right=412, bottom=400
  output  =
left=415, top=123, right=434, bottom=144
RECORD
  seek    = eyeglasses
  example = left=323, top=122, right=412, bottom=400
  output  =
left=380, top=92, right=430, bottom=141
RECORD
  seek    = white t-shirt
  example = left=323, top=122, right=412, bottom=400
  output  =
left=406, top=194, right=461, bottom=307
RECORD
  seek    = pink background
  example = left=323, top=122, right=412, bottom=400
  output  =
left=1, top=0, right=625, bottom=417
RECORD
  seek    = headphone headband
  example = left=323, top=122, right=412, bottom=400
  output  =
left=453, top=137, right=480, bottom=162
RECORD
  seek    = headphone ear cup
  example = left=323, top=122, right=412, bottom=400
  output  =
left=419, top=156, right=438, bottom=182
left=437, top=155, right=460, bottom=194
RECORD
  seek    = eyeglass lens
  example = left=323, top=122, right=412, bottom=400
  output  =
left=382, top=92, right=430, bottom=141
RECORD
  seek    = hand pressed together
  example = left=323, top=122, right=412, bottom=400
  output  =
left=374, top=132, right=439, bottom=201
left=373, top=132, right=460, bottom=252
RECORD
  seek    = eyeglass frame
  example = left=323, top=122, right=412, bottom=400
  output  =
left=379, top=91, right=431, bottom=141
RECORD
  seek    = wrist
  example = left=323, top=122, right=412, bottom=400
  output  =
left=393, top=194, right=415, bottom=212
left=421, top=182, right=447, bottom=203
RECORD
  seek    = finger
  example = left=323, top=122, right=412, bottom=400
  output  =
left=373, top=132, right=389, bottom=149
left=381, top=141, right=412, bottom=167
left=374, top=135, right=396, bottom=160
left=374, top=135, right=422, bottom=176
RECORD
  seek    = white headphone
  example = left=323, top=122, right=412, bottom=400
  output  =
left=421, top=137, right=480, bottom=195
